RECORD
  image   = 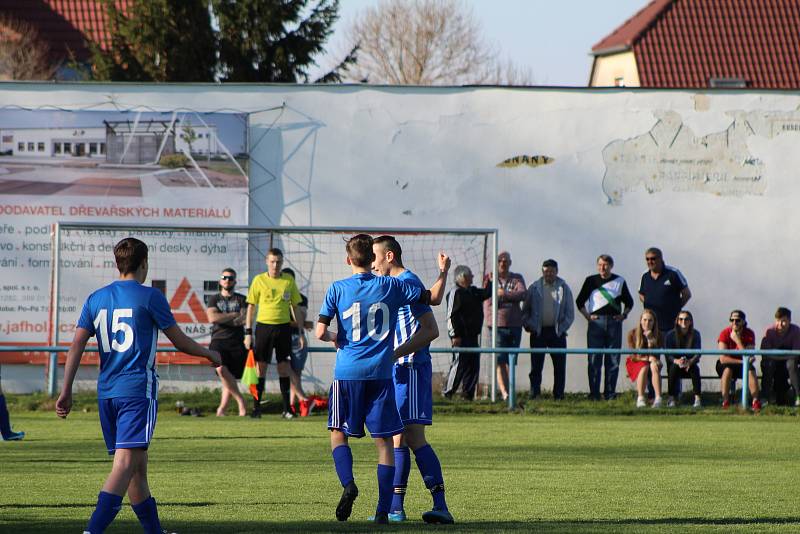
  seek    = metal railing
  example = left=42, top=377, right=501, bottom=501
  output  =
left=3, top=346, right=799, bottom=410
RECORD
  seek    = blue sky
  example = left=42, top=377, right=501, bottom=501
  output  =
left=313, top=0, right=651, bottom=85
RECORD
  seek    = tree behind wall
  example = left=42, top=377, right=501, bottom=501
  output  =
left=91, top=0, right=216, bottom=82
left=91, top=0, right=354, bottom=83
left=213, top=0, right=352, bottom=82
left=343, top=0, right=532, bottom=85
left=0, top=14, right=57, bottom=80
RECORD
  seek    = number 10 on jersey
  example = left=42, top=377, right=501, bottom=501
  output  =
left=342, top=301, right=390, bottom=342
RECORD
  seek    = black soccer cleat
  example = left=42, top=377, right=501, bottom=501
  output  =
left=422, top=508, right=455, bottom=524
left=335, top=481, right=358, bottom=521
left=373, top=512, right=389, bottom=524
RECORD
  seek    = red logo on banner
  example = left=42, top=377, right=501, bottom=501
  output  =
left=169, top=278, right=206, bottom=323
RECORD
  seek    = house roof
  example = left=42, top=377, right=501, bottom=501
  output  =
left=592, top=0, right=800, bottom=88
left=0, top=0, right=130, bottom=62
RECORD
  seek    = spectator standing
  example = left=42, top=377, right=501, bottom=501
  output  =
left=521, top=259, right=575, bottom=400
left=760, top=307, right=800, bottom=407
left=638, top=247, right=691, bottom=333
left=205, top=268, right=249, bottom=417
left=625, top=309, right=664, bottom=408
left=244, top=248, right=304, bottom=419
left=716, top=310, right=761, bottom=411
left=482, top=251, right=526, bottom=401
left=664, top=311, right=702, bottom=408
left=443, top=265, right=492, bottom=401
left=576, top=254, right=633, bottom=401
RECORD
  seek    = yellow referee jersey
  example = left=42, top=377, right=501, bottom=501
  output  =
left=246, top=272, right=302, bottom=324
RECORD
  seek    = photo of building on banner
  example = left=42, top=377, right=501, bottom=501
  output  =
left=0, top=109, right=250, bottom=352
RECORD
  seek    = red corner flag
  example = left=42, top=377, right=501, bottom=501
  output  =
left=240, top=349, right=259, bottom=400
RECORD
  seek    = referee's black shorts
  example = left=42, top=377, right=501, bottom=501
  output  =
left=254, top=323, right=292, bottom=364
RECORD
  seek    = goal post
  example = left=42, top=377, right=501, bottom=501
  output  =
left=52, top=222, right=498, bottom=395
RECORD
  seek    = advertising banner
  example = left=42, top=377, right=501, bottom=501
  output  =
left=0, top=109, right=249, bottom=355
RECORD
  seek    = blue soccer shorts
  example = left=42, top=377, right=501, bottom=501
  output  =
left=393, top=361, right=433, bottom=425
left=98, top=397, right=158, bottom=455
left=328, top=379, right=404, bottom=438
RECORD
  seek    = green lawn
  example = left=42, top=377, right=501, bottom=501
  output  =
left=2, top=398, right=799, bottom=533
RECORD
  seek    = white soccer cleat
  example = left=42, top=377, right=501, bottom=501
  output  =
left=635, top=396, right=646, bottom=408
left=652, top=397, right=662, bottom=408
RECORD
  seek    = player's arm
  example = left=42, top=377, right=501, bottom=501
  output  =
left=163, top=325, right=221, bottom=367
left=315, top=315, right=337, bottom=345
left=55, top=327, right=93, bottom=419
left=394, top=311, right=438, bottom=359
left=426, top=252, right=451, bottom=305
left=244, top=303, right=256, bottom=349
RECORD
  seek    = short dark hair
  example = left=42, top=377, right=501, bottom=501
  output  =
left=645, top=247, right=663, bottom=259
left=114, top=237, right=148, bottom=275
left=597, top=254, right=614, bottom=266
left=542, top=259, right=558, bottom=269
left=267, top=247, right=283, bottom=258
left=281, top=267, right=295, bottom=279
left=776, top=307, right=792, bottom=320
left=374, top=235, right=403, bottom=264
left=347, top=234, right=375, bottom=268
left=222, top=267, right=237, bottom=278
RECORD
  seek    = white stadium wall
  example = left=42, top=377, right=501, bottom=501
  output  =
left=2, top=82, right=799, bottom=394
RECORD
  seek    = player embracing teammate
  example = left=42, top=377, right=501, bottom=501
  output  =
left=316, top=234, right=453, bottom=524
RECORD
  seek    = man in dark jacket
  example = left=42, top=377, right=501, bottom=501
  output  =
left=443, top=265, right=492, bottom=400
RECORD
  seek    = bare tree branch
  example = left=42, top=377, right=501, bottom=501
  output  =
left=0, top=14, right=57, bottom=80
left=343, top=0, right=530, bottom=85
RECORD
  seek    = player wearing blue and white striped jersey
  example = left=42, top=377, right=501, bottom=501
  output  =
left=56, top=238, right=221, bottom=534
left=315, top=234, right=449, bottom=525
left=372, top=235, right=454, bottom=525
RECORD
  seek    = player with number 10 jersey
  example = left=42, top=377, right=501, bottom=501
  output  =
left=316, top=234, right=449, bottom=524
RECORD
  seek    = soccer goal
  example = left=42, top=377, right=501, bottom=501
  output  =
left=52, top=223, right=498, bottom=394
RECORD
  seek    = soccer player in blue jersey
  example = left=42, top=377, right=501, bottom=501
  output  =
left=315, top=234, right=449, bottom=524
left=56, top=238, right=221, bottom=534
left=372, top=235, right=454, bottom=524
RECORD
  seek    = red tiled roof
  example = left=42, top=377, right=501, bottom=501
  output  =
left=0, top=0, right=130, bottom=62
left=592, top=0, right=800, bottom=89
left=592, top=0, right=673, bottom=54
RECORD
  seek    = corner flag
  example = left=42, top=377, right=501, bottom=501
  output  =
left=241, top=349, right=259, bottom=400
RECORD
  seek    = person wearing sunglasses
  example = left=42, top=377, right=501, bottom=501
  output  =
left=206, top=268, right=249, bottom=417
left=638, top=247, right=691, bottom=334
left=716, top=310, right=760, bottom=411
left=664, top=311, right=702, bottom=408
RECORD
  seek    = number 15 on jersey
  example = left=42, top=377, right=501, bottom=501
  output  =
left=93, top=308, right=134, bottom=353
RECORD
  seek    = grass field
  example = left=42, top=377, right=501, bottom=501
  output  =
left=2, top=394, right=799, bottom=533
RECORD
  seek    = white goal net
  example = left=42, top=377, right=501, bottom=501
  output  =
left=53, top=223, right=497, bottom=394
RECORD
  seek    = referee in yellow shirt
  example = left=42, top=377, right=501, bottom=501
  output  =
left=244, top=248, right=303, bottom=418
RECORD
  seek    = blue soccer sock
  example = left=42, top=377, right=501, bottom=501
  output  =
left=332, top=445, right=354, bottom=487
left=414, top=444, right=448, bottom=511
left=376, top=463, right=396, bottom=515
left=86, top=491, right=123, bottom=534
left=131, top=495, right=162, bottom=534
left=390, top=446, right=411, bottom=512
left=0, top=394, right=12, bottom=438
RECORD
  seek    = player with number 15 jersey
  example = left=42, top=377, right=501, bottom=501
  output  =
left=77, top=280, right=175, bottom=400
